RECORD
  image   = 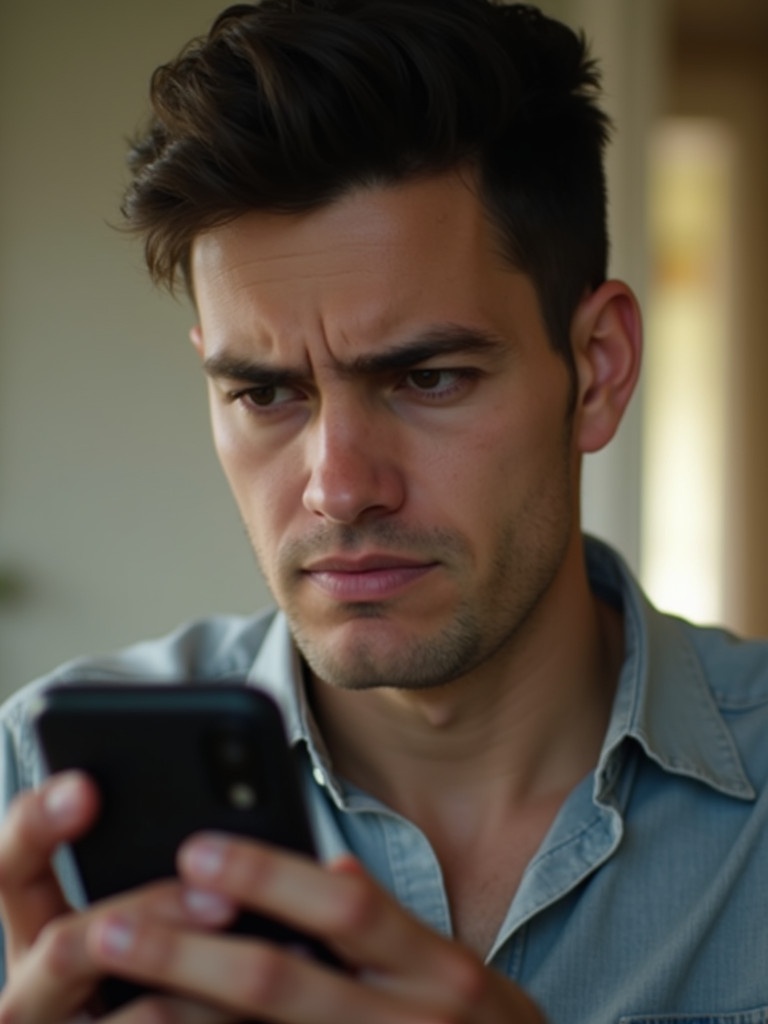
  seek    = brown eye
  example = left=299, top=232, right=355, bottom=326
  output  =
left=408, top=369, right=444, bottom=390
left=228, top=381, right=305, bottom=414
left=246, top=385, right=278, bottom=406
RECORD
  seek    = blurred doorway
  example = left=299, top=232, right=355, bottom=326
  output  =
left=643, top=0, right=768, bottom=635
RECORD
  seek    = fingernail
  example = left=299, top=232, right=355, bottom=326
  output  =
left=330, top=855, right=366, bottom=876
left=95, top=915, right=136, bottom=958
left=183, top=887, right=235, bottom=923
left=43, top=773, right=84, bottom=825
left=180, top=836, right=227, bottom=880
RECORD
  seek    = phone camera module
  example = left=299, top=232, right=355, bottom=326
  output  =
left=216, top=734, right=250, bottom=767
left=227, top=781, right=258, bottom=809
left=205, top=727, right=260, bottom=811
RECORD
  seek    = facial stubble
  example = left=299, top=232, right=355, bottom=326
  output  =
left=245, top=453, right=575, bottom=693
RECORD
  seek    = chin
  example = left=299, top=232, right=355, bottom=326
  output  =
left=294, top=614, right=485, bottom=692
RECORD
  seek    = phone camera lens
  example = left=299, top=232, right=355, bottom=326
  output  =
left=206, top=728, right=260, bottom=810
left=217, top=735, right=250, bottom=767
left=228, top=781, right=257, bottom=809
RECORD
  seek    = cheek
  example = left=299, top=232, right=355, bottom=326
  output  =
left=210, top=413, right=250, bottom=499
left=455, top=391, right=572, bottom=503
left=210, top=413, right=305, bottom=540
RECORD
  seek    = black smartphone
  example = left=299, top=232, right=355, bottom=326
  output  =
left=31, top=682, right=339, bottom=1008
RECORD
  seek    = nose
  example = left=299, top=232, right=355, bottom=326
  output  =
left=302, top=399, right=405, bottom=525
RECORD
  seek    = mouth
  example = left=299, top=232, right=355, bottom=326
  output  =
left=301, top=553, right=438, bottom=602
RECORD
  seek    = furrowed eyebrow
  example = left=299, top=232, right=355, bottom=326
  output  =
left=202, top=354, right=300, bottom=388
left=202, top=324, right=506, bottom=384
left=339, top=325, right=506, bottom=377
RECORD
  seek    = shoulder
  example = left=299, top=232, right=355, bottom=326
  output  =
left=675, top=616, right=768, bottom=711
left=0, top=610, right=279, bottom=799
left=664, top=614, right=768, bottom=793
left=588, top=535, right=768, bottom=715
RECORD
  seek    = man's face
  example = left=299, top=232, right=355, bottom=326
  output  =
left=191, top=172, right=580, bottom=691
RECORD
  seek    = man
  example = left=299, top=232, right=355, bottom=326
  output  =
left=0, top=2, right=767, bottom=1023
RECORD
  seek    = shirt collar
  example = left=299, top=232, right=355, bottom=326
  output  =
left=246, top=612, right=307, bottom=743
left=246, top=612, right=341, bottom=796
left=244, top=538, right=756, bottom=805
left=586, top=535, right=755, bottom=803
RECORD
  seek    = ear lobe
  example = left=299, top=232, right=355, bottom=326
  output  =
left=571, top=280, right=643, bottom=454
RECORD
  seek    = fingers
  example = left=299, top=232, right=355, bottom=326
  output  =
left=85, top=904, right=544, bottom=1024
left=0, top=772, right=100, bottom=963
left=177, top=834, right=459, bottom=978
left=0, top=880, right=237, bottom=1024
left=0, top=806, right=543, bottom=1024
left=105, top=996, right=231, bottom=1024
left=86, top=913, right=437, bottom=1024
left=172, top=836, right=546, bottom=1023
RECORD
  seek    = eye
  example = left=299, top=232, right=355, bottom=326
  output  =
left=408, top=369, right=446, bottom=390
left=227, top=382, right=304, bottom=412
left=402, top=367, right=473, bottom=399
left=241, top=385, right=280, bottom=407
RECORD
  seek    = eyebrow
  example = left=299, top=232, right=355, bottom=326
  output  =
left=202, top=323, right=507, bottom=384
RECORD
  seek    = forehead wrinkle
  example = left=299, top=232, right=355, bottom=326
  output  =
left=202, top=267, right=377, bottom=305
left=201, top=236, right=387, bottom=288
left=199, top=258, right=388, bottom=361
left=235, top=259, right=383, bottom=289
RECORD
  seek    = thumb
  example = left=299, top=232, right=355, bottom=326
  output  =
left=0, top=772, right=99, bottom=965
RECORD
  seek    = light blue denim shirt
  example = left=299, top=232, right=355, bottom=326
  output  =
left=2, top=536, right=768, bottom=1024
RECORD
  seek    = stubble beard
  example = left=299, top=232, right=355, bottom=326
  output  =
left=247, top=480, right=575, bottom=692
left=290, top=588, right=490, bottom=691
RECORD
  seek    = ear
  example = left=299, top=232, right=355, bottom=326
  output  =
left=571, top=280, right=642, bottom=454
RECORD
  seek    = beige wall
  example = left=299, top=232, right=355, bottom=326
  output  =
left=0, top=3, right=267, bottom=693
left=0, top=2, right=660, bottom=695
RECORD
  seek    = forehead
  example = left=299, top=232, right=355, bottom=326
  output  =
left=190, top=171, right=534, bottom=357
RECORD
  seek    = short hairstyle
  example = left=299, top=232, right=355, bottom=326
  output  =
left=123, top=0, right=611, bottom=365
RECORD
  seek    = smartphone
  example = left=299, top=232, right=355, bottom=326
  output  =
left=31, top=682, right=340, bottom=1007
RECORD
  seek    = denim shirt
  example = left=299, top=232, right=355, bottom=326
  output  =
left=2, top=536, right=768, bottom=1024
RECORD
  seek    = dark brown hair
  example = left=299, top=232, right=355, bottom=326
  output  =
left=123, top=0, right=611, bottom=363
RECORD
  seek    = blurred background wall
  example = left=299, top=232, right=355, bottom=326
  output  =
left=657, top=0, right=768, bottom=638
left=1, top=1, right=767, bottom=696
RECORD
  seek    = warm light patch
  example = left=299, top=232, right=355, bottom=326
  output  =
left=641, top=119, right=735, bottom=624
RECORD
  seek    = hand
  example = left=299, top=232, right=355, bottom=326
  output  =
left=0, top=771, right=100, bottom=972
left=0, top=773, right=236, bottom=1024
left=82, top=834, right=546, bottom=1024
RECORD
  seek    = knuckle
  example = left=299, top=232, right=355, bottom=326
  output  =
left=36, top=916, right=78, bottom=977
left=441, top=947, right=490, bottom=1005
left=130, top=921, right=177, bottom=976
left=326, top=874, right=380, bottom=938
left=236, top=945, right=292, bottom=1009
left=0, top=795, right=38, bottom=884
left=226, top=842, right=275, bottom=896
left=410, top=1009, right=470, bottom=1024
left=132, top=996, right=186, bottom=1024
left=120, top=879, right=181, bottom=918
left=0, top=994, right=20, bottom=1024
